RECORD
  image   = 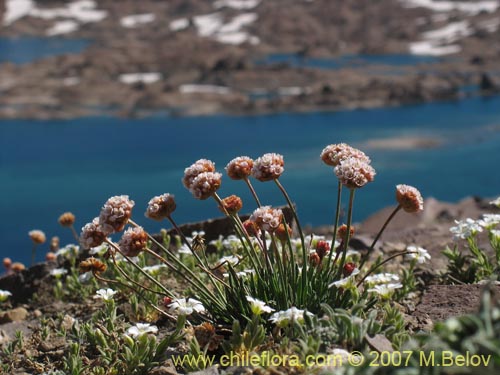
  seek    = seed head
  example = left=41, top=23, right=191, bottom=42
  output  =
left=309, top=252, right=321, bottom=267
left=315, top=240, right=330, bottom=259
left=145, top=193, right=176, bottom=220
left=337, top=224, right=355, bottom=241
left=251, top=153, right=284, bottom=181
left=80, top=257, right=107, bottom=274
left=189, top=172, right=222, bottom=200
left=29, top=230, right=46, bottom=245
left=250, top=206, right=283, bottom=232
left=225, top=156, right=254, bottom=180
left=99, top=195, right=135, bottom=234
left=11, top=262, right=26, bottom=273
left=396, top=184, right=424, bottom=213
left=218, top=195, right=243, bottom=215
left=275, top=223, right=292, bottom=243
left=194, top=322, right=223, bottom=351
left=242, top=219, right=260, bottom=237
left=119, top=227, right=148, bottom=257
left=334, top=157, right=375, bottom=189
left=321, top=143, right=370, bottom=167
left=343, top=262, right=357, bottom=277
left=80, top=218, right=107, bottom=249
left=46, top=252, right=57, bottom=262
left=3, top=258, right=12, bottom=269
left=183, top=159, right=215, bottom=189
left=58, top=212, right=75, bottom=227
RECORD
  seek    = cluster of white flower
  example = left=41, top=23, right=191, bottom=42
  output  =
left=94, top=288, right=117, bottom=301
left=246, top=296, right=275, bottom=315
left=126, top=323, right=158, bottom=338
left=449, top=218, right=484, bottom=239
left=364, top=273, right=400, bottom=285
left=329, top=268, right=360, bottom=289
left=269, top=307, right=313, bottom=327
left=367, top=283, right=403, bottom=299
left=168, top=298, right=206, bottom=315
left=50, top=268, right=68, bottom=278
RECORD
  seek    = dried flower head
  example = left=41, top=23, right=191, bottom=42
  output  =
left=119, top=227, right=148, bottom=257
left=46, top=252, right=57, bottom=262
left=3, top=258, right=12, bottom=269
left=275, top=223, right=292, bottom=243
left=183, top=159, right=216, bottom=188
left=218, top=195, right=243, bottom=215
left=250, top=206, right=283, bottom=232
left=194, top=322, right=224, bottom=351
left=50, top=236, right=60, bottom=251
left=226, top=156, right=254, bottom=180
left=337, top=224, right=355, bottom=241
left=80, top=257, right=107, bottom=274
left=189, top=171, right=222, bottom=200
left=242, top=219, right=260, bottom=237
left=396, top=184, right=424, bottom=213
left=309, top=252, right=321, bottom=267
left=29, top=230, right=46, bottom=244
left=145, top=193, right=176, bottom=220
left=334, top=157, right=375, bottom=189
left=58, top=212, right=75, bottom=227
left=321, top=143, right=370, bottom=166
left=80, top=218, right=107, bottom=249
left=315, top=240, right=330, bottom=259
left=251, top=153, right=284, bottom=181
left=99, top=195, right=135, bottom=234
left=343, top=262, right=357, bottom=277
left=11, top=262, right=25, bottom=273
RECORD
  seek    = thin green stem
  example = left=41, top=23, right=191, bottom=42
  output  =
left=69, top=225, right=80, bottom=243
left=327, top=181, right=343, bottom=269
left=336, top=188, right=355, bottom=279
left=31, top=244, right=37, bottom=266
left=244, top=176, right=262, bottom=207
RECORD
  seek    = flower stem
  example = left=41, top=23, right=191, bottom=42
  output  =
left=69, top=225, right=80, bottom=243
left=358, top=205, right=402, bottom=270
left=336, top=188, right=355, bottom=279
left=31, top=244, right=37, bottom=266
left=326, top=181, right=342, bottom=269
left=244, top=176, right=262, bottom=207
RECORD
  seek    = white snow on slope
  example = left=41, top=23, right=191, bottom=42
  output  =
left=3, top=0, right=34, bottom=26
left=120, top=13, right=155, bottom=28
left=192, top=12, right=259, bottom=45
left=119, top=73, right=161, bottom=85
left=179, top=84, right=231, bottom=95
left=214, top=0, right=261, bottom=10
left=169, top=18, right=189, bottom=31
left=47, top=20, right=79, bottom=36
left=410, top=21, right=472, bottom=55
left=400, top=0, right=500, bottom=16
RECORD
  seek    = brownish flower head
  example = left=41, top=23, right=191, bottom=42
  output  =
left=46, top=252, right=57, bottom=262
left=79, top=257, right=107, bottom=274
left=3, top=257, right=12, bottom=269
left=194, top=322, right=223, bottom=351
left=250, top=206, right=283, bottom=232
left=218, top=195, right=243, bottom=215
left=242, top=219, right=260, bottom=237
left=189, top=172, right=222, bottom=200
left=343, top=262, right=357, bottom=277
left=50, top=236, right=60, bottom=252
left=321, top=143, right=370, bottom=167
left=119, top=227, right=148, bottom=257
left=11, top=262, right=26, bottom=273
left=225, top=156, right=254, bottom=180
left=145, top=193, right=176, bottom=221
left=275, top=223, right=292, bottom=243
left=309, top=252, right=321, bottom=267
left=58, top=212, right=75, bottom=227
left=251, top=153, right=284, bottom=181
left=29, top=230, right=46, bottom=245
left=334, top=157, right=376, bottom=189
left=99, top=195, right=135, bottom=234
left=337, top=224, right=355, bottom=242
left=396, top=184, right=424, bottom=213
left=80, top=218, right=107, bottom=249
left=183, top=159, right=216, bottom=189
left=163, top=296, right=172, bottom=307
left=315, top=240, right=330, bottom=259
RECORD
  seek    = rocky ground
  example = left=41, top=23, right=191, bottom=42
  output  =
left=1, top=196, right=499, bottom=373
left=0, top=0, right=500, bottom=118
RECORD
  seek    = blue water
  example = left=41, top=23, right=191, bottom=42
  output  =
left=256, top=53, right=441, bottom=70
left=0, top=36, right=90, bottom=64
left=1, top=96, right=500, bottom=265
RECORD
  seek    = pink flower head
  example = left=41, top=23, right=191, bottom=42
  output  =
left=189, top=172, right=222, bottom=200
left=99, top=195, right=135, bottom=234
left=321, top=143, right=370, bottom=166
left=119, top=227, right=148, bottom=257
left=145, top=193, right=176, bottom=220
left=225, top=156, right=254, bottom=180
left=334, top=157, right=375, bottom=189
left=250, top=206, right=283, bottom=232
left=251, top=153, right=284, bottom=181
left=80, top=218, right=107, bottom=249
left=183, top=159, right=215, bottom=189
left=396, top=184, right=424, bottom=213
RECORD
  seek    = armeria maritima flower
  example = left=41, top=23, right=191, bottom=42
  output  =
left=189, top=171, right=222, bottom=200
left=251, top=153, right=284, bottom=181
left=275, top=223, right=292, bottom=242
left=321, top=143, right=370, bottom=167
left=99, top=195, right=135, bottom=234
left=183, top=159, right=215, bottom=189
left=80, top=218, right=107, bottom=249
left=218, top=195, right=243, bottom=215
left=79, top=257, right=107, bottom=274
left=337, top=224, right=355, bottom=241
left=145, top=193, right=176, bottom=220
left=250, top=206, right=283, bottom=232
left=242, top=219, right=260, bottom=237
left=334, top=157, right=376, bottom=189
left=225, top=156, right=254, bottom=180
left=396, top=184, right=423, bottom=213
left=29, top=230, right=46, bottom=244
left=58, top=212, right=75, bottom=227
left=119, top=227, right=148, bottom=257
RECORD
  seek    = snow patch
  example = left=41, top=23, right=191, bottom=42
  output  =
left=193, top=12, right=259, bottom=45
left=409, top=41, right=461, bottom=55
left=179, top=84, right=231, bottom=95
left=47, top=20, right=79, bottom=36
left=400, top=0, right=500, bottom=16
left=194, top=12, right=223, bottom=37
left=478, top=17, right=500, bottom=32
left=3, top=0, right=34, bottom=26
left=63, top=77, right=81, bottom=86
left=170, top=18, right=189, bottom=31
left=120, top=13, right=155, bottom=28
left=214, top=0, right=262, bottom=10
left=119, top=73, right=162, bottom=85
left=409, top=21, right=471, bottom=55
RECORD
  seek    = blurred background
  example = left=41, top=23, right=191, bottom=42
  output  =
left=1, top=0, right=499, bottom=265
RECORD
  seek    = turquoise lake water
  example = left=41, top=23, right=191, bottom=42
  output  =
left=1, top=96, right=500, bottom=265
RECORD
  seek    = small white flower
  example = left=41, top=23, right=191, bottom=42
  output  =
left=142, top=264, right=167, bottom=274
left=489, top=197, right=500, bottom=208
left=269, top=307, right=313, bottom=327
left=0, top=290, right=12, bottom=302
left=490, top=229, right=500, bottom=240
left=168, top=298, right=205, bottom=315
left=406, top=246, right=431, bottom=264
left=480, top=214, right=500, bottom=229
left=217, top=255, right=240, bottom=266
left=55, top=244, right=80, bottom=257
left=79, top=272, right=92, bottom=283
left=364, top=273, right=400, bottom=285
left=94, top=288, right=117, bottom=301
left=177, top=244, right=192, bottom=255
left=126, top=323, right=158, bottom=338
left=246, top=296, right=275, bottom=315
left=367, top=283, right=403, bottom=298
left=89, top=244, right=108, bottom=256
left=449, top=219, right=484, bottom=239
left=50, top=268, right=68, bottom=278
left=328, top=268, right=360, bottom=288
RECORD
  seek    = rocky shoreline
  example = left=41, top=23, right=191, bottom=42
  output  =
left=0, top=0, right=500, bottom=119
